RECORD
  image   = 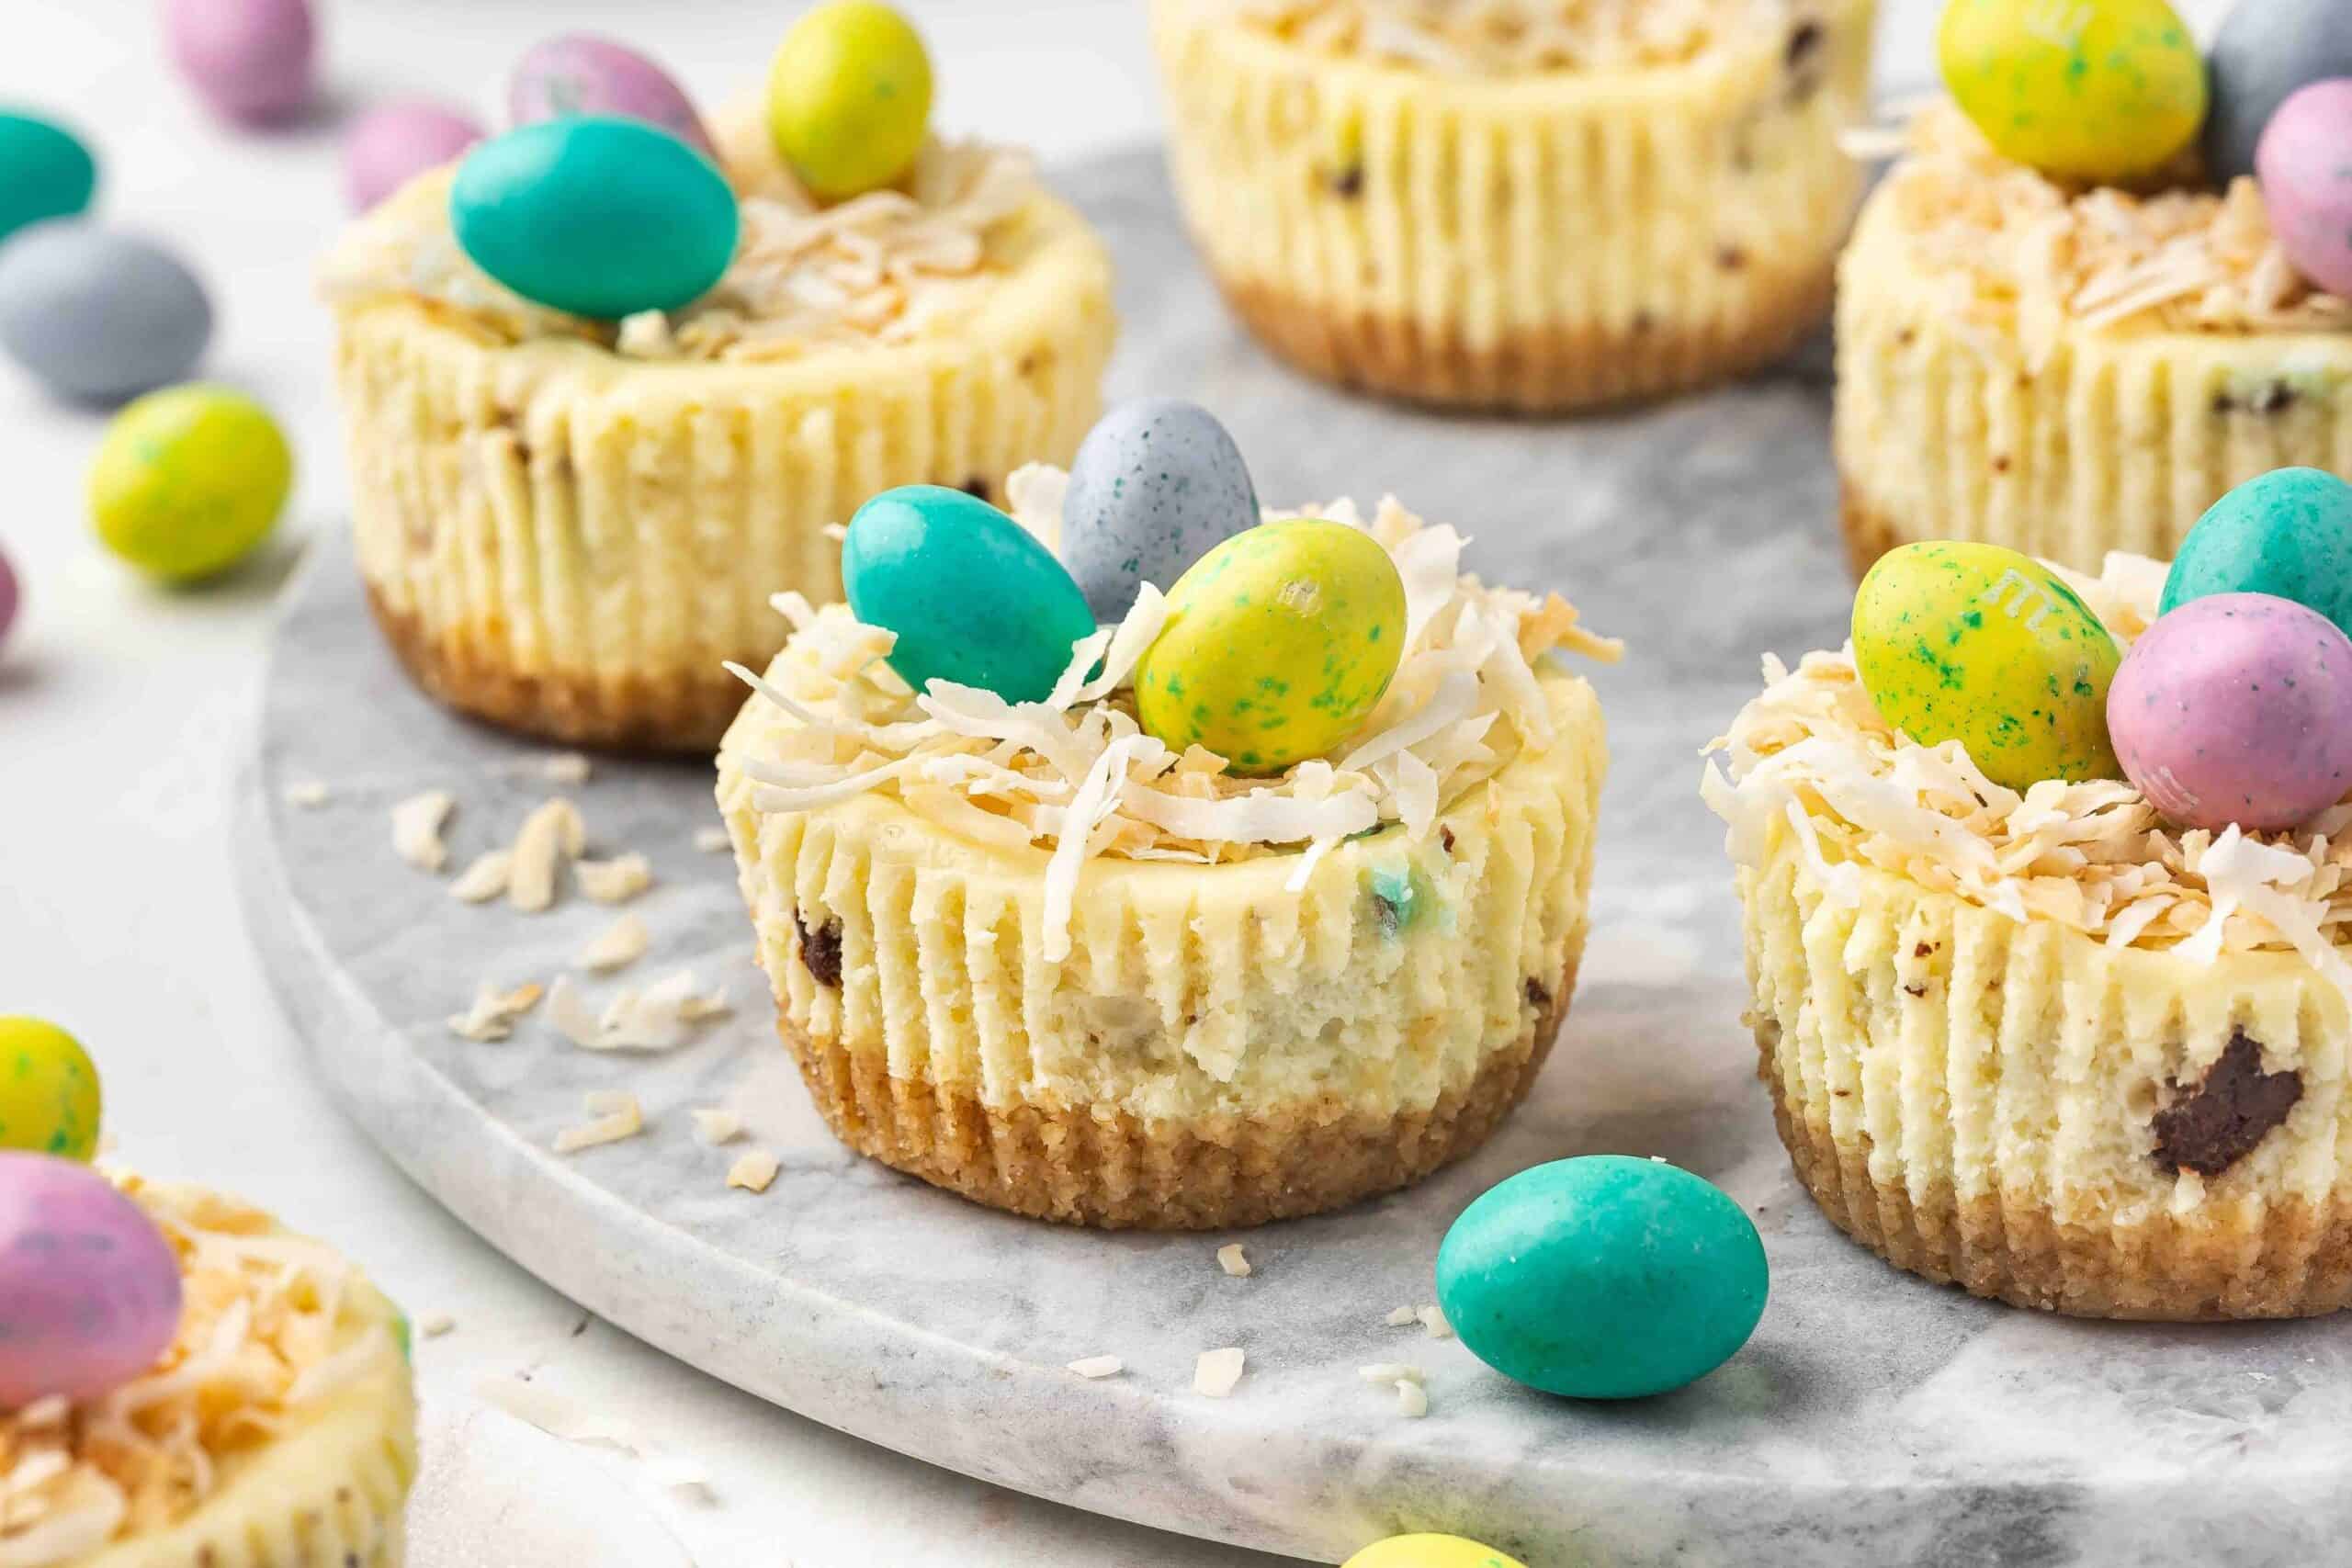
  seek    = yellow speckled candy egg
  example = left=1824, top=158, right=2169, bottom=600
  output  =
left=1341, top=1535, right=1528, bottom=1568
left=1938, top=0, right=2207, bottom=183
left=0, top=1016, right=101, bottom=1161
left=1134, top=519, right=1405, bottom=776
left=1852, top=541, right=2123, bottom=792
left=91, top=384, right=291, bottom=581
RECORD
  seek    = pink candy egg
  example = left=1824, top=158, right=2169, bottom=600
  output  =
left=508, top=34, right=714, bottom=161
left=0, top=540, right=16, bottom=654
left=2257, top=78, right=2352, bottom=300
left=164, top=0, right=316, bottom=126
left=2109, top=592, right=2352, bottom=832
left=344, top=100, right=485, bottom=211
left=0, top=1154, right=182, bottom=1406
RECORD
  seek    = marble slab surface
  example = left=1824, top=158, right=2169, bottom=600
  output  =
left=234, top=152, right=2352, bottom=1568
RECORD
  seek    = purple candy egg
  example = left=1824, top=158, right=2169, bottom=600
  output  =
left=2257, top=78, right=2352, bottom=300
left=0, top=1154, right=182, bottom=1406
left=344, top=100, right=485, bottom=212
left=164, top=0, right=316, bottom=126
left=0, top=541, right=16, bottom=654
left=508, top=34, right=714, bottom=161
left=2109, top=592, right=2352, bottom=833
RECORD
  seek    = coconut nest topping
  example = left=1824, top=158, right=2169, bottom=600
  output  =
left=1214, top=0, right=1795, bottom=73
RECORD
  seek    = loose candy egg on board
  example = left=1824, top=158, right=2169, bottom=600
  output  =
left=2256, top=81, right=2352, bottom=301
left=2109, top=593, right=2352, bottom=832
left=0, top=113, right=96, bottom=245
left=163, top=0, right=316, bottom=126
left=510, top=34, right=716, bottom=161
left=0, top=541, right=16, bottom=655
left=1937, top=0, right=2207, bottom=184
left=1435, top=1156, right=1768, bottom=1401
left=1852, top=541, right=2123, bottom=792
left=2206, top=0, right=2352, bottom=184
left=451, top=118, right=739, bottom=320
left=843, top=485, right=1096, bottom=704
left=0, top=1153, right=183, bottom=1407
left=1063, top=399, right=1260, bottom=622
left=0, top=1018, right=101, bottom=1161
left=1133, top=520, right=1406, bottom=775
left=0, top=225, right=212, bottom=403
left=2163, top=468, right=2352, bottom=637
left=768, top=0, right=933, bottom=201
left=91, top=385, right=292, bottom=582
left=345, top=100, right=486, bottom=213
left=1342, top=1536, right=1529, bottom=1568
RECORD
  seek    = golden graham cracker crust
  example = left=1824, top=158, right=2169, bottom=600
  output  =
left=777, top=959, right=1574, bottom=1230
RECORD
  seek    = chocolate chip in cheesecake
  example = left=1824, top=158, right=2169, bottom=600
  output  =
left=2151, top=1032, right=2302, bottom=1177
left=1785, top=18, right=1827, bottom=102
left=1329, top=164, right=1365, bottom=199
left=960, top=476, right=992, bottom=503
left=1524, top=976, right=1551, bottom=1011
left=794, top=911, right=844, bottom=988
left=2212, top=381, right=2298, bottom=416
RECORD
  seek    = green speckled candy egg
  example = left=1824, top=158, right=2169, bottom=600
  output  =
left=2163, top=468, right=2352, bottom=637
left=1853, top=541, right=2123, bottom=791
left=0, top=1017, right=101, bottom=1161
left=1435, top=1156, right=1768, bottom=1401
left=90, top=384, right=291, bottom=581
left=1938, top=0, right=2207, bottom=183
left=1133, top=519, right=1405, bottom=775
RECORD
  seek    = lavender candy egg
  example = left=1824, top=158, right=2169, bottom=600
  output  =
left=0, top=540, right=17, bottom=653
left=0, top=1153, right=182, bottom=1406
left=509, top=35, right=715, bottom=161
left=163, top=0, right=316, bottom=126
left=2109, top=593, right=2352, bottom=833
left=345, top=100, right=486, bottom=212
left=2257, top=80, right=2352, bottom=301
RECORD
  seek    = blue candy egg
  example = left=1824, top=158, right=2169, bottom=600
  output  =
left=844, top=485, right=1096, bottom=703
left=451, top=118, right=737, bottom=319
left=2206, top=0, right=2352, bottom=182
left=1436, top=1156, right=1768, bottom=1400
left=0, top=113, right=96, bottom=245
left=1062, top=400, right=1260, bottom=621
left=0, top=224, right=211, bottom=403
left=2163, top=468, right=2352, bottom=637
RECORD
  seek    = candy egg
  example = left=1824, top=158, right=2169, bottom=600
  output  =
left=1342, top=1536, right=1529, bottom=1568
left=345, top=100, right=486, bottom=213
left=1852, top=541, right=2123, bottom=791
left=0, top=1019, right=101, bottom=1161
left=452, top=118, right=739, bottom=320
left=2256, top=81, right=2352, bottom=301
left=0, top=224, right=212, bottom=403
left=1063, top=400, right=1260, bottom=622
left=1937, top=0, right=2207, bottom=183
left=2206, top=0, right=2352, bottom=183
left=843, top=485, right=1095, bottom=703
left=2109, top=593, right=2352, bottom=831
left=2163, top=468, right=2352, bottom=637
left=0, top=1154, right=182, bottom=1406
left=1134, top=520, right=1406, bottom=775
left=0, top=113, right=96, bottom=245
left=1435, top=1156, right=1767, bottom=1401
left=510, top=34, right=716, bottom=161
left=768, top=0, right=933, bottom=201
left=0, top=540, right=16, bottom=654
left=163, top=0, right=316, bottom=125
left=91, top=385, right=292, bottom=581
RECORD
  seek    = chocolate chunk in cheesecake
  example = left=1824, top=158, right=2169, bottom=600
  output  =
left=794, top=911, right=844, bottom=988
left=2151, top=1032, right=2302, bottom=1177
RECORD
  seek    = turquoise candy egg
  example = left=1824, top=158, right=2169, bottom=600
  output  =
left=0, top=113, right=96, bottom=245
left=1062, top=400, right=1259, bottom=621
left=2164, top=468, right=2352, bottom=637
left=1436, top=1156, right=1768, bottom=1401
left=844, top=485, right=1096, bottom=703
left=450, top=118, right=737, bottom=319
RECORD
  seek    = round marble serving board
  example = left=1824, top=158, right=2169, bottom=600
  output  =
left=237, top=151, right=2352, bottom=1568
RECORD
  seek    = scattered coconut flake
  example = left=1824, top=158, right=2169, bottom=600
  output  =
left=1416, top=1303, right=1454, bottom=1340
left=694, top=826, right=733, bottom=853
left=473, top=1375, right=710, bottom=1499
left=391, top=790, right=455, bottom=872
left=1066, top=1356, right=1124, bottom=1380
left=577, top=852, right=652, bottom=906
left=446, top=979, right=544, bottom=1043
left=1193, top=1348, right=1246, bottom=1399
left=448, top=850, right=514, bottom=904
left=1396, top=1379, right=1430, bottom=1418
left=419, top=1313, right=456, bottom=1339
left=726, top=1149, right=780, bottom=1193
left=507, top=797, right=586, bottom=912
left=1216, top=1243, right=1252, bottom=1278
left=284, top=779, right=331, bottom=808
left=548, top=971, right=728, bottom=1053
left=534, top=752, right=594, bottom=785
left=553, top=1091, right=644, bottom=1153
left=1383, top=1304, right=1419, bottom=1328
left=1359, top=1362, right=1425, bottom=1384
left=578, top=914, right=650, bottom=974
left=690, top=1109, right=744, bottom=1146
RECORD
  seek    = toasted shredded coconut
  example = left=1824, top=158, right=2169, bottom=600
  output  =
left=448, top=850, right=513, bottom=904
left=1066, top=1356, right=1124, bottom=1380
left=576, top=853, right=652, bottom=906
left=1415, top=1303, right=1454, bottom=1340
left=1705, top=553, right=2352, bottom=1004
left=690, top=1109, right=744, bottom=1146
left=553, top=1091, right=644, bottom=1154
left=284, top=780, right=331, bottom=809
left=0, top=1178, right=399, bottom=1563
left=390, top=790, right=454, bottom=873
left=507, top=798, right=586, bottom=913
left=578, top=914, right=650, bottom=974
left=1215, top=0, right=1792, bottom=73
left=1359, top=1362, right=1425, bottom=1384
left=547, top=971, right=728, bottom=1053
left=694, top=826, right=733, bottom=854
left=726, top=1149, right=781, bottom=1193
left=418, top=1314, right=455, bottom=1340
left=729, top=473, right=1615, bottom=964
left=1383, top=1304, right=1419, bottom=1327
left=1193, top=1348, right=1247, bottom=1398
left=1396, top=1379, right=1430, bottom=1418
left=447, top=979, right=544, bottom=1043
left=1216, top=1243, right=1252, bottom=1278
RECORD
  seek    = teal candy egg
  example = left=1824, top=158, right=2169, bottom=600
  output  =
left=1436, top=1156, right=1768, bottom=1401
left=844, top=485, right=1096, bottom=703
left=2164, top=468, right=2352, bottom=637
left=0, top=113, right=96, bottom=245
left=450, top=118, right=737, bottom=319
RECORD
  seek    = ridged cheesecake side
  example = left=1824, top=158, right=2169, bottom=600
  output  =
left=717, top=672, right=1607, bottom=1229
left=1148, top=0, right=1874, bottom=411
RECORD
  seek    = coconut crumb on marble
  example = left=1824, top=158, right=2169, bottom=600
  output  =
left=449, top=850, right=514, bottom=904
left=578, top=913, right=650, bottom=974
left=694, top=826, right=732, bottom=853
left=1359, top=1362, right=1425, bottom=1385
left=507, top=797, right=586, bottom=912
left=548, top=971, right=729, bottom=1052
left=726, top=1149, right=780, bottom=1192
left=285, top=779, right=332, bottom=808
left=1416, top=1303, right=1454, bottom=1340
left=391, top=790, right=455, bottom=872
left=419, top=1313, right=457, bottom=1339
left=1384, top=1304, right=1419, bottom=1327
left=1216, top=1243, right=1251, bottom=1278
left=1066, top=1356, right=1124, bottom=1380
left=577, top=852, right=653, bottom=905
left=538, top=752, right=593, bottom=785
left=447, top=979, right=544, bottom=1043
left=1193, top=1348, right=1246, bottom=1398
left=553, top=1091, right=644, bottom=1154
left=1396, top=1380, right=1430, bottom=1418
left=690, top=1109, right=744, bottom=1146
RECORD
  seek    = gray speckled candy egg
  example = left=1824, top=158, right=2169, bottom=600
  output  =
left=1061, top=399, right=1258, bottom=621
left=2206, top=0, right=2352, bottom=183
left=0, top=224, right=211, bottom=403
